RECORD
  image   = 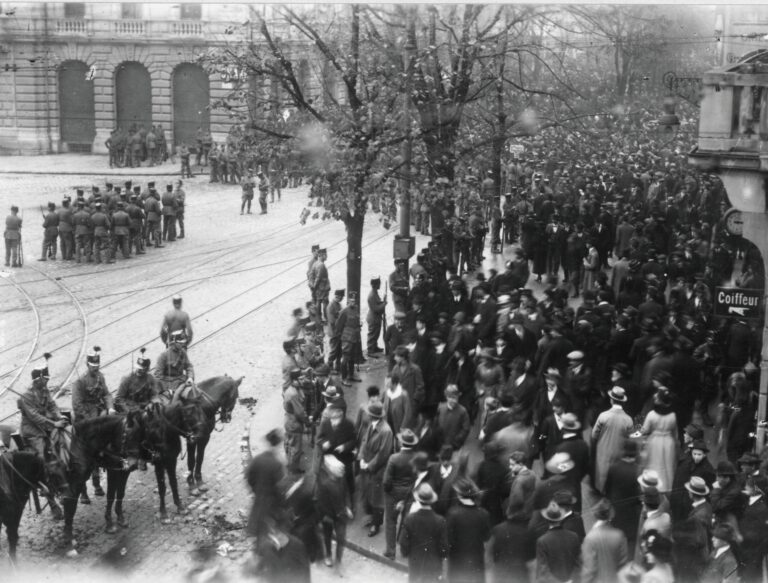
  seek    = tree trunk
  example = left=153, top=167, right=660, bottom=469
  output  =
left=344, top=211, right=364, bottom=299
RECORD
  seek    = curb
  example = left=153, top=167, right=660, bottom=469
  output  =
left=341, top=538, right=408, bottom=573
left=0, top=170, right=183, bottom=177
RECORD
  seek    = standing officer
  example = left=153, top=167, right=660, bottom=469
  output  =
left=72, top=199, right=92, bottom=264
left=111, top=201, right=131, bottom=259
left=71, top=347, right=115, bottom=501
left=38, top=202, right=59, bottom=261
left=17, top=360, right=66, bottom=519
left=173, top=180, right=186, bottom=239
left=115, top=349, right=159, bottom=414
left=241, top=170, right=255, bottom=215
left=57, top=196, right=74, bottom=261
left=309, top=248, right=331, bottom=324
left=335, top=291, right=363, bottom=386
left=283, top=370, right=309, bottom=473
left=160, top=295, right=194, bottom=346
left=366, top=277, right=387, bottom=355
left=209, top=143, right=220, bottom=183
left=145, top=188, right=163, bottom=248
left=327, top=289, right=345, bottom=373
left=161, top=184, right=177, bottom=242
left=91, top=201, right=113, bottom=264
left=4, top=205, right=22, bottom=268
left=126, top=194, right=146, bottom=255
left=307, top=245, right=320, bottom=299
left=257, top=171, right=270, bottom=214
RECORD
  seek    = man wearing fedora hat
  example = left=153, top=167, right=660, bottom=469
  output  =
left=382, top=428, right=418, bottom=558
left=711, top=461, right=744, bottom=529
left=536, top=501, right=582, bottom=583
left=701, top=523, right=739, bottom=583
left=592, top=387, right=633, bottom=494
left=581, top=498, right=629, bottom=583
left=554, top=413, right=590, bottom=513
left=533, top=452, right=578, bottom=511
left=671, top=439, right=715, bottom=524
left=684, top=476, right=713, bottom=533
left=446, top=477, right=491, bottom=583
left=316, top=405, right=356, bottom=496
left=399, top=482, right=447, bottom=583
left=738, top=475, right=768, bottom=582
left=357, top=401, right=394, bottom=537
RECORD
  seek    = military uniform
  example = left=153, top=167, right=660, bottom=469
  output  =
left=57, top=199, right=74, bottom=260
left=111, top=204, right=131, bottom=259
left=257, top=173, right=269, bottom=214
left=154, top=343, right=194, bottom=397
left=115, top=370, right=159, bottom=413
left=72, top=369, right=113, bottom=422
left=161, top=187, right=177, bottom=241
left=309, top=253, right=331, bottom=323
left=366, top=279, right=386, bottom=353
left=18, top=375, right=62, bottom=457
left=4, top=209, right=22, bottom=267
left=144, top=192, right=163, bottom=248
left=283, top=379, right=308, bottom=472
left=160, top=305, right=193, bottom=346
left=73, top=203, right=92, bottom=263
left=91, top=205, right=113, bottom=264
left=40, top=205, right=59, bottom=261
left=126, top=196, right=146, bottom=255
left=174, top=185, right=186, bottom=239
left=327, top=293, right=344, bottom=372
left=334, top=293, right=363, bottom=383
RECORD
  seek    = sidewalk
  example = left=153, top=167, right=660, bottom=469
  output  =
left=0, top=153, right=187, bottom=176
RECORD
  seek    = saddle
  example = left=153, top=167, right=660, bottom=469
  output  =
left=170, top=382, right=201, bottom=407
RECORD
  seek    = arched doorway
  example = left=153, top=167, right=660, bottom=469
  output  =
left=172, top=63, right=210, bottom=146
left=58, top=60, right=95, bottom=149
left=115, top=61, right=152, bottom=131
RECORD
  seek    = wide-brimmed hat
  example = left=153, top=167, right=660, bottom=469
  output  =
left=545, top=452, right=574, bottom=475
left=607, top=386, right=628, bottom=402
left=544, top=368, right=562, bottom=380
left=542, top=501, right=567, bottom=522
left=398, top=428, right=418, bottom=448
left=684, top=423, right=704, bottom=441
left=567, top=350, right=584, bottom=361
left=685, top=476, right=710, bottom=497
left=367, top=402, right=384, bottom=419
left=638, top=469, right=662, bottom=490
left=414, top=482, right=438, bottom=505
left=560, top=413, right=581, bottom=432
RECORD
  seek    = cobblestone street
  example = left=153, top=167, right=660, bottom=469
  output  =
left=0, top=159, right=409, bottom=582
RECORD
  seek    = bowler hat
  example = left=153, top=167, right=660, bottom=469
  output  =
left=611, top=363, right=630, bottom=377
left=690, top=439, right=709, bottom=453
left=542, top=502, right=567, bottom=522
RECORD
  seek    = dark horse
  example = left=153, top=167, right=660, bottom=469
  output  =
left=186, top=375, right=242, bottom=495
left=61, top=413, right=145, bottom=545
left=144, top=396, right=208, bottom=522
left=0, top=451, right=66, bottom=564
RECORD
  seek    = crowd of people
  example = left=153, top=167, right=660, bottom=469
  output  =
left=242, top=100, right=768, bottom=583
left=3, top=179, right=187, bottom=267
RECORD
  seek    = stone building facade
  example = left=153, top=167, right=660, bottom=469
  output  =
left=0, top=2, right=329, bottom=154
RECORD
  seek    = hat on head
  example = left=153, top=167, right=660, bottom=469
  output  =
left=567, top=350, right=584, bottom=361
left=314, top=363, right=330, bottom=376
left=394, top=311, right=407, bottom=320
left=638, top=469, right=662, bottom=490
left=137, top=347, right=151, bottom=369
left=322, top=385, right=341, bottom=399
left=544, top=368, right=562, bottom=380
left=509, top=312, right=526, bottom=325
left=367, top=402, right=384, bottom=419
left=47, top=201, right=55, bottom=209
left=450, top=280, right=463, bottom=290
left=542, top=501, right=567, bottom=522
left=266, top=428, right=283, bottom=446
left=414, top=482, right=437, bottom=505
left=545, top=452, right=575, bottom=475
left=410, top=451, right=430, bottom=471
left=311, top=244, right=320, bottom=252
left=399, top=428, right=418, bottom=448
left=716, top=461, right=737, bottom=476
left=560, top=413, right=581, bottom=432
left=334, top=289, right=345, bottom=297
left=691, top=439, right=709, bottom=453
left=124, top=181, right=132, bottom=189
left=31, top=365, right=50, bottom=380
left=370, top=276, right=380, bottom=285
left=552, top=489, right=577, bottom=507
left=622, top=439, right=639, bottom=458
left=712, top=522, right=736, bottom=544
left=282, top=339, right=296, bottom=352
left=642, top=486, right=661, bottom=507
left=133, top=186, right=141, bottom=193
left=445, top=385, right=460, bottom=399
left=607, top=386, right=628, bottom=402
left=86, top=346, right=101, bottom=366
left=738, top=452, right=760, bottom=466
left=685, top=476, right=710, bottom=497
left=148, top=181, right=155, bottom=188
left=684, top=423, right=704, bottom=441
left=453, top=311, right=466, bottom=324
left=611, top=362, right=630, bottom=377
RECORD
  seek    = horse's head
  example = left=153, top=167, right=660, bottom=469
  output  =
left=42, top=455, right=69, bottom=496
left=218, top=376, right=243, bottom=424
left=178, top=398, right=208, bottom=444
left=141, top=403, right=167, bottom=461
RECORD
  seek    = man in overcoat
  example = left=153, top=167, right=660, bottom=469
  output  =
left=357, top=401, right=394, bottom=537
left=399, top=483, right=447, bottom=583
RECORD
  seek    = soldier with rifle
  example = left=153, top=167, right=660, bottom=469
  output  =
left=39, top=202, right=59, bottom=261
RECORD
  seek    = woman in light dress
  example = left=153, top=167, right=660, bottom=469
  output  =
left=634, top=388, right=677, bottom=493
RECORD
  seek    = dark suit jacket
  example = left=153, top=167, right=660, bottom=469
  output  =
left=490, top=516, right=536, bottom=582
left=245, top=449, right=286, bottom=537
left=536, top=336, right=575, bottom=377
left=604, top=458, right=641, bottom=546
left=315, top=417, right=357, bottom=467
left=536, top=526, right=582, bottom=583
left=446, top=504, right=492, bottom=583
left=555, top=435, right=590, bottom=512
left=505, top=327, right=538, bottom=362
left=399, top=508, right=448, bottom=583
